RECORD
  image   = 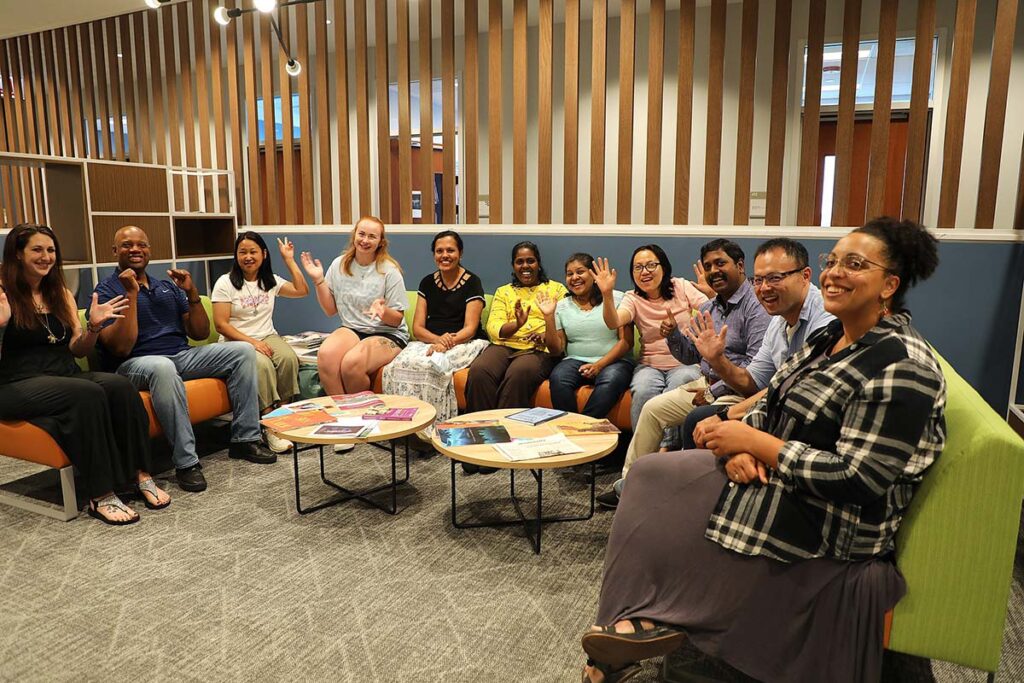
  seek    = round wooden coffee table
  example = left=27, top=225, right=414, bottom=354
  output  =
left=270, top=394, right=436, bottom=515
left=430, top=409, right=619, bottom=553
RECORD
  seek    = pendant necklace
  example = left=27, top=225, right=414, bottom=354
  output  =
left=243, top=280, right=261, bottom=315
left=34, top=303, right=66, bottom=344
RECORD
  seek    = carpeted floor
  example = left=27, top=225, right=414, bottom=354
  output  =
left=0, top=427, right=1021, bottom=682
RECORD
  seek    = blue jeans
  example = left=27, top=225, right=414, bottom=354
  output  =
left=629, top=363, right=701, bottom=449
left=548, top=358, right=635, bottom=419
left=117, top=342, right=261, bottom=469
left=683, top=404, right=719, bottom=449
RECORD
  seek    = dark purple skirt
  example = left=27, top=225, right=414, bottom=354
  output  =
left=595, top=450, right=905, bottom=683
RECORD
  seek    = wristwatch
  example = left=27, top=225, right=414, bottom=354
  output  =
left=715, top=405, right=732, bottom=421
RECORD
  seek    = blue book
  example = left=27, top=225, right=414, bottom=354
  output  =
left=505, top=407, right=567, bottom=426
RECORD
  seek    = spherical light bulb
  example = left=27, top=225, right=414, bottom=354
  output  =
left=253, top=0, right=277, bottom=13
left=213, top=6, right=232, bottom=25
left=145, top=0, right=162, bottom=9
left=285, top=59, right=302, bottom=77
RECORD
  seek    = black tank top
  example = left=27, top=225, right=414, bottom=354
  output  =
left=0, top=312, right=79, bottom=383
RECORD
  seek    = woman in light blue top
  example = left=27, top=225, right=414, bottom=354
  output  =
left=537, top=253, right=634, bottom=418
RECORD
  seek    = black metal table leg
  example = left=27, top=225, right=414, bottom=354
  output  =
left=291, top=438, right=410, bottom=515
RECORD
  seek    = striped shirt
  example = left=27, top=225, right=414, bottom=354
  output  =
left=706, top=312, right=946, bottom=563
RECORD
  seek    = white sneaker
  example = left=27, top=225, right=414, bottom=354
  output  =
left=334, top=443, right=355, bottom=453
left=264, top=430, right=293, bottom=453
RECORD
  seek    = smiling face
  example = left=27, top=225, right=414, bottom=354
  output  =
left=352, top=219, right=383, bottom=257
left=113, top=226, right=151, bottom=273
left=513, top=246, right=540, bottom=286
left=565, top=259, right=595, bottom=297
left=433, top=236, right=462, bottom=274
left=702, top=249, right=744, bottom=299
left=631, top=249, right=664, bottom=296
left=236, top=239, right=267, bottom=280
left=18, top=233, right=57, bottom=281
left=752, top=248, right=810, bottom=321
left=819, top=232, right=899, bottom=324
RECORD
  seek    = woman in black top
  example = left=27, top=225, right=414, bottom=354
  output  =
left=0, top=224, right=170, bottom=525
left=381, top=230, right=489, bottom=429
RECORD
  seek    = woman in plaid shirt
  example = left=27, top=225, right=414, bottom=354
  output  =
left=580, top=218, right=945, bottom=683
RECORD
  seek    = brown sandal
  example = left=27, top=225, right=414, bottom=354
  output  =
left=582, top=618, right=686, bottom=668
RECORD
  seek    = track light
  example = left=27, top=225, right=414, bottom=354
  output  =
left=213, top=6, right=243, bottom=25
left=145, top=0, right=170, bottom=8
left=254, top=0, right=278, bottom=12
left=285, top=59, right=302, bottom=77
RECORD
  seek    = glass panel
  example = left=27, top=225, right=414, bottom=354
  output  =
left=803, top=36, right=937, bottom=107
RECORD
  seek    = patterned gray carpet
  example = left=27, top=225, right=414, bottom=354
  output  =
left=0, top=427, right=1020, bottom=681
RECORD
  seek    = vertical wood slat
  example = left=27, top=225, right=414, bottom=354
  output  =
left=104, top=20, right=124, bottom=160
left=464, top=0, right=480, bottom=223
left=147, top=11, right=168, bottom=165
left=0, top=43, right=9, bottom=152
left=537, top=0, right=553, bottom=224
left=563, top=0, right=580, bottom=223
left=207, top=2, right=227, bottom=171
left=487, top=0, right=502, bottom=223
left=279, top=12, right=296, bottom=224
left=373, top=0, right=391, bottom=222
left=902, top=0, right=935, bottom=223
left=644, top=0, right=665, bottom=224
left=865, top=0, right=899, bottom=220
left=703, top=0, right=726, bottom=224
left=975, top=0, right=1020, bottom=228
left=1016, top=136, right=1024, bottom=229
left=765, top=0, right=792, bottom=225
left=512, top=0, right=528, bottom=224
left=418, top=0, right=433, bottom=224
left=354, top=0, right=372, bottom=217
left=7, top=40, right=27, bottom=158
left=441, top=0, right=456, bottom=223
left=118, top=17, right=139, bottom=163
left=673, top=0, right=695, bottom=224
left=21, top=37, right=44, bottom=217
left=63, top=27, right=86, bottom=158
left=616, top=0, right=636, bottom=224
left=40, top=33, right=61, bottom=157
left=260, top=16, right=279, bottom=222
left=796, top=0, right=826, bottom=225
left=243, top=13, right=263, bottom=224
left=314, top=0, right=332, bottom=223
left=225, top=12, right=246, bottom=222
left=936, top=0, right=977, bottom=228
left=334, top=0, right=353, bottom=223
left=161, top=10, right=183, bottom=168
left=77, top=27, right=98, bottom=158
left=177, top=2, right=198, bottom=207
left=0, top=42, right=21, bottom=225
left=192, top=6, right=212, bottom=175
left=133, top=13, right=152, bottom=163
left=732, top=0, right=758, bottom=225
left=590, top=0, right=608, bottom=224
left=18, top=37, right=40, bottom=157
left=29, top=34, right=52, bottom=157
left=88, top=27, right=111, bottom=158
left=296, top=5, right=314, bottom=223
left=397, top=0, right=413, bottom=223
left=831, top=0, right=862, bottom=226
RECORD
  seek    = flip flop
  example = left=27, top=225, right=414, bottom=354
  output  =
left=582, top=618, right=686, bottom=668
left=88, top=495, right=140, bottom=526
left=137, top=478, right=171, bottom=510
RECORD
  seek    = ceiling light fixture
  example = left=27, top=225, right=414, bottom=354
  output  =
left=254, top=0, right=278, bottom=13
left=207, top=0, right=322, bottom=78
left=144, top=0, right=172, bottom=8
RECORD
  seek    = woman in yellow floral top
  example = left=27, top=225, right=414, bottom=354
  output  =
left=464, top=242, right=568, bottom=471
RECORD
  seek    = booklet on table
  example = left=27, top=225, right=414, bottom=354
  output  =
left=505, top=407, right=568, bottom=426
left=493, top=434, right=585, bottom=461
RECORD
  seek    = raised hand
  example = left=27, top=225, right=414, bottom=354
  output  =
left=693, top=261, right=715, bottom=298
left=724, top=453, right=768, bottom=485
left=0, top=288, right=10, bottom=327
left=300, top=251, right=324, bottom=281
left=118, top=268, right=140, bottom=295
left=278, top=237, right=296, bottom=261
left=535, top=289, right=557, bottom=317
left=590, top=257, right=617, bottom=297
left=365, top=298, right=388, bottom=321
left=166, top=269, right=194, bottom=293
left=514, top=299, right=531, bottom=329
left=659, top=306, right=678, bottom=338
left=88, top=292, right=128, bottom=328
left=684, top=310, right=727, bottom=361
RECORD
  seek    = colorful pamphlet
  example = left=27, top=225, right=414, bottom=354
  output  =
left=331, top=392, right=385, bottom=411
left=437, top=425, right=512, bottom=447
left=363, top=407, right=418, bottom=421
left=494, top=434, right=585, bottom=461
left=434, top=419, right=500, bottom=430
left=555, top=418, right=621, bottom=435
left=312, top=424, right=374, bottom=438
left=260, top=409, right=335, bottom=431
left=505, top=407, right=568, bottom=426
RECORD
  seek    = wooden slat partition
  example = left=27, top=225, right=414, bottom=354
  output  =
left=703, top=0, right=726, bottom=224
left=902, top=0, right=935, bottom=223
left=117, top=17, right=139, bottom=164
left=161, top=10, right=182, bottom=171
left=563, top=0, right=580, bottom=224
left=314, top=0, right=332, bottom=223
left=673, top=0, right=695, bottom=224
left=1017, top=138, right=1024, bottom=229
left=279, top=13, right=296, bottom=224
left=260, top=17, right=279, bottom=223
left=441, top=0, right=456, bottom=224
left=831, top=0, right=862, bottom=227
left=225, top=12, right=246, bottom=222
left=62, top=26, right=86, bottom=159
left=40, top=33, right=61, bottom=157
left=177, top=3, right=198, bottom=206
left=537, top=0, right=553, bottom=224
left=975, top=0, right=1020, bottom=229
left=616, top=0, right=636, bottom=224
left=146, top=12, right=166, bottom=164
left=418, top=0, right=433, bottom=224
left=354, top=0, right=371, bottom=217
left=88, top=28, right=112, bottom=159
left=797, top=0, right=826, bottom=225
left=513, top=0, right=528, bottom=224
left=644, top=0, right=665, bottom=225
left=397, top=0, right=413, bottom=224
left=936, top=0, right=977, bottom=228
left=192, top=9, right=212, bottom=173
left=242, top=12, right=263, bottom=225
left=296, top=5, right=314, bottom=222
left=76, top=27, right=97, bottom=159
left=206, top=2, right=227, bottom=171
left=865, top=0, right=898, bottom=220
left=765, top=0, right=791, bottom=225
left=6, top=39, right=30, bottom=218
left=131, top=14, right=150, bottom=163
left=590, top=0, right=608, bottom=224
left=464, top=0, right=480, bottom=223
left=333, top=0, right=353, bottom=224
left=374, top=0, right=391, bottom=222
left=104, top=20, right=124, bottom=160
left=487, top=0, right=502, bottom=223
left=733, top=0, right=758, bottom=225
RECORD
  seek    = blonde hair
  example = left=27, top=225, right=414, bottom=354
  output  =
left=340, top=216, right=402, bottom=276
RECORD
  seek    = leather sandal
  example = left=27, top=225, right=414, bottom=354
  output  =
left=137, top=478, right=171, bottom=510
left=582, top=618, right=686, bottom=668
left=581, top=660, right=641, bottom=683
left=88, top=495, right=140, bottom=526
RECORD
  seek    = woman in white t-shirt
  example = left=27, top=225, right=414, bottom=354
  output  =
left=212, top=231, right=310, bottom=451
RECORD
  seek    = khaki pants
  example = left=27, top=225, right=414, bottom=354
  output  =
left=256, top=334, right=300, bottom=410
left=622, top=378, right=742, bottom=478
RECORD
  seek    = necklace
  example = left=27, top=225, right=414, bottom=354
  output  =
left=243, top=279, right=262, bottom=315
left=34, top=305, right=66, bottom=345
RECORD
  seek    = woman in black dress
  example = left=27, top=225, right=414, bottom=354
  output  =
left=580, top=218, right=946, bottom=683
left=0, top=224, right=170, bottom=525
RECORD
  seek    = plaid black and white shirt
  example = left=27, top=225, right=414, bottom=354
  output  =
left=705, top=312, right=946, bottom=563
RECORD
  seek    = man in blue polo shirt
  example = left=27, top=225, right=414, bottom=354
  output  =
left=95, top=226, right=275, bottom=493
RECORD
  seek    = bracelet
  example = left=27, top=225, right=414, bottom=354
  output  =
left=86, top=321, right=103, bottom=334
left=188, top=298, right=201, bottom=305
left=314, top=279, right=326, bottom=286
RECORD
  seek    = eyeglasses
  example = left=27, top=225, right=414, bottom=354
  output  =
left=751, top=268, right=803, bottom=288
left=818, top=253, right=890, bottom=274
left=632, top=262, right=661, bottom=274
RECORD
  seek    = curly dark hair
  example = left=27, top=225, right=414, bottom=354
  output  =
left=853, top=217, right=939, bottom=312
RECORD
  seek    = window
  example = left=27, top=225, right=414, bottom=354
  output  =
left=803, top=36, right=938, bottom=107
left=255, top=93, right=302, bottom=145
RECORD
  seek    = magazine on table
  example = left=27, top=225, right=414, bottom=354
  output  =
left=282, top=331, right=328, bottom=348
left=555, top=418, right=621, bottom=435
left=493, top=434, right=585, bottom=461
left=331, top=391, right=386, bottom=411
left=260, top=409, right=335, bottom=431
left=436, top=425, right=512, bottom=447
left=505, top=407, right=568, bottom=426
left=312, top=423, right=375, bottom=438
left=363, top=406, right=418, bottom=421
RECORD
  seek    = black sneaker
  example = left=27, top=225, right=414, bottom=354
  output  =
left=477, top=466, right=497, bottom=475
left=229, top=441, right=278, bottom=464
left=596, top=488, right=619, bottom=509
left=176, top=464, right=208, bottom=492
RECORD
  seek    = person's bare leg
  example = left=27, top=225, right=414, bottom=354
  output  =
left=91, top=491, right=137, bottom=523
left=317, top=328, right=361, bottom=395
left=339, top=337, right=401, bottom=393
